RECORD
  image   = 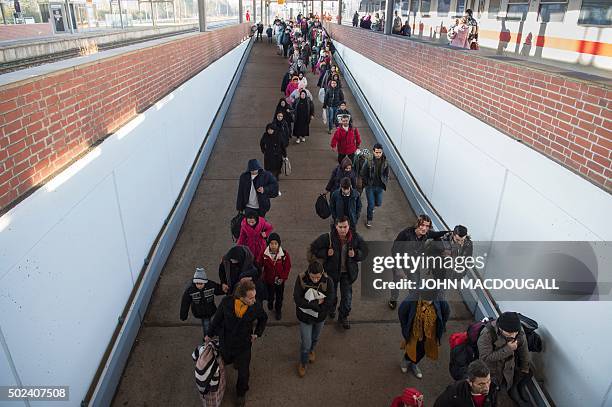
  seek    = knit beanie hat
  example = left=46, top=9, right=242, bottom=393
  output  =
left=193, top=267, right=208, bottom=284
left=497, top=311, right=521, bottom=333
left=267, top=232, right=281, bottom=246
left=401, top=388, right=424, bottom=407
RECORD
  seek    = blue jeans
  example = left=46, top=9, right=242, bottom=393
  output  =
left=299, top=321, right=325, bottom=364
left=201, top=317, right=210, bottom=337
left=327, top=106, right=338, bottom=131
left=365, top=186, right=384, bottom=221
left=333, top=273, right=353, bottom=318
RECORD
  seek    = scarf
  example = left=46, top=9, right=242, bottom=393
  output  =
left=234, top=298, right=248, bottom=318
left=405, top=300, right=438, bottom=362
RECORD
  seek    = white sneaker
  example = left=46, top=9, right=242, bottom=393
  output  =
left=410, top=362, right=423, bottom=379
left=400, top=358, right=408, bottom=373
left=296, top=138, right=301, bottom=144
left=301, top=137, right=306, bottom=142
left=277, top=191, right=282, bottom=196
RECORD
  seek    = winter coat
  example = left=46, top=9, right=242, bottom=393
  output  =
left=360, top=154, right=390, bottom=190
left=209, top=296, right=267, bottom=355
left=331, top=126, right=361, bottom=155
left=236, top=168, right=279, bottom=213
left=180, top=280, right=225, bottom=320
left=293, top=96, right=314, bottom=138
left=439, top=232, right=474, bottom=257
left=293, top=271, right=335, bottom=324
left=281, top=72, right=293, bottom=93
left=286, top=81, right=299, bottom=99
left=272, top=116, right=291, bottom=146
left=257, top=246, right=291, bottom=285
left=326, top=160, right=357, bottom=192
left=477, top=321, right=530, bottom=389
left=218, top=245, right=258, bottom=293
left=433, top=379, right=499, bottom=407
left=237, top=217, right=274, bottom=261
left=323, top=86, right=344, bottom=108
left=309, top=225, right=368, bottom=283
left=450, top=23, right=470, bottom=48
left=260, top=131, right=286, bottom=173
left=398, top=298, right=450, bottom=343
left=330, top=188, right=362, bottom=227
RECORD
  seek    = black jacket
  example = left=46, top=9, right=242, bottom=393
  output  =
left=325, top=166, right=357, bottom=192
left=180, top=281, right=225, bottom=320
left=323, top=87, right=344, bottom=108
left=433, top=380, right=498, bottom=407
left=329, top=188, right=362, bottom=227
left=236, top=169, right=279, bottom=213
left=293, top=272, right=335, bottom=324
left=260, top=131, right=286, bottom=172
left=272, top=116, right=291, bottom=147
left=361, top=155, right=390, bottom=190
left=392, top=226, right=448, bottom=257
left=310, top=226, right=368, bottom=283
left=209, top=296, right=268, bottom=355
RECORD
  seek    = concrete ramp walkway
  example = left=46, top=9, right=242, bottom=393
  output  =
left=112, top=40, right=474, bottom=407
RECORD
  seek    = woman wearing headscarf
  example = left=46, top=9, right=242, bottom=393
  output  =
left=292, top=90, right=314, bottom=144
left=285, top=75, right=300, bottom=102
left=260, top=123, right=286, bottom=180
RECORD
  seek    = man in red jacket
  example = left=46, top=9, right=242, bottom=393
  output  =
left=331, top=115, right=361, bottom=165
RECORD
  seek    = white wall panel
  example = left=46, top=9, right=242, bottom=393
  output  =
left=0, top=176, right=131, bottom=406
left=0, top=38, right=250, bottom=406
left=400, top=104, right=441, bottom=197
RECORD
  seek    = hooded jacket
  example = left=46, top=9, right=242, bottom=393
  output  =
left=331, top=126, right=361, bottom=155
left=257, top=246, right=291, bottom=285
left=236, top=159, right=279, bottom=213
left=433, top=379, right=499, bottom=407
left=309, top=225, right=368, bottom=283
left=326, top=156, right=357, bottom=192
left=218, top=245, right=258, bottom=293
left=237, top=217, right=274, bottom=261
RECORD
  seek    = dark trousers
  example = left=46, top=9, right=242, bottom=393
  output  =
left=283, top=43, right=290, bottom=57
left=404, top=340, right=426, bottom=364
left=266, top=282, right=285, bottom=312
left=256, top=32, right=263, bottom=41
left=332, top=273, right=353, bottom=318
left=337, top=153, right=355, bottom=165
left=222, top=347, right=252, bottom=397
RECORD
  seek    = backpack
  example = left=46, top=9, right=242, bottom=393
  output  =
left=306, top=232, right=332, bottom=264
left=519, top=313, right=543, bottom=352
left=230, top=212, right=244, bottom=241
left=193, top=339, right=226, bottom=406
left=449, top=320, right=495, bottom=381
left=315, top=193, right=331, bottom=219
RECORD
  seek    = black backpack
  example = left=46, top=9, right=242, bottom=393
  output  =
left=230, top=212, right=244, bottom=241
left=519, top=313, right=543, bottom=353
left=449, top=320, right=494, bottom=381
left=315, top=193, right=331, bottom=219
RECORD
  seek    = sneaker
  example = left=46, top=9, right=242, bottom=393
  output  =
left=400, top=357, right=409, bottom=373
left=308, top=351, right=316, bottom=363
left=327, top=129, right=332, bottom=134
left=301, top=137, right=306, bottom=142
left=275, top=310, right=282, bottom=321
left=410, top=362, right=423, bottom=379
left=277, top=191, right=282, bottom=196
left=388, top=300, right=397, bottom=310
left=297, top=363, right=306, bottom=377
left=296, top=138, right=301, bottom=144
left=236, top=395, right=246, bottom=407
left=366, top=220, right=372, bottom=228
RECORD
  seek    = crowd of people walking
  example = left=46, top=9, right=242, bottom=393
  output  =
left=181, top=13, right=536, bottom=407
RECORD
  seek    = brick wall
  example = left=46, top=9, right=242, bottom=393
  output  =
left=325, top=24, right=612, bottom=191
left=0, top=23, right=251, bottom=212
